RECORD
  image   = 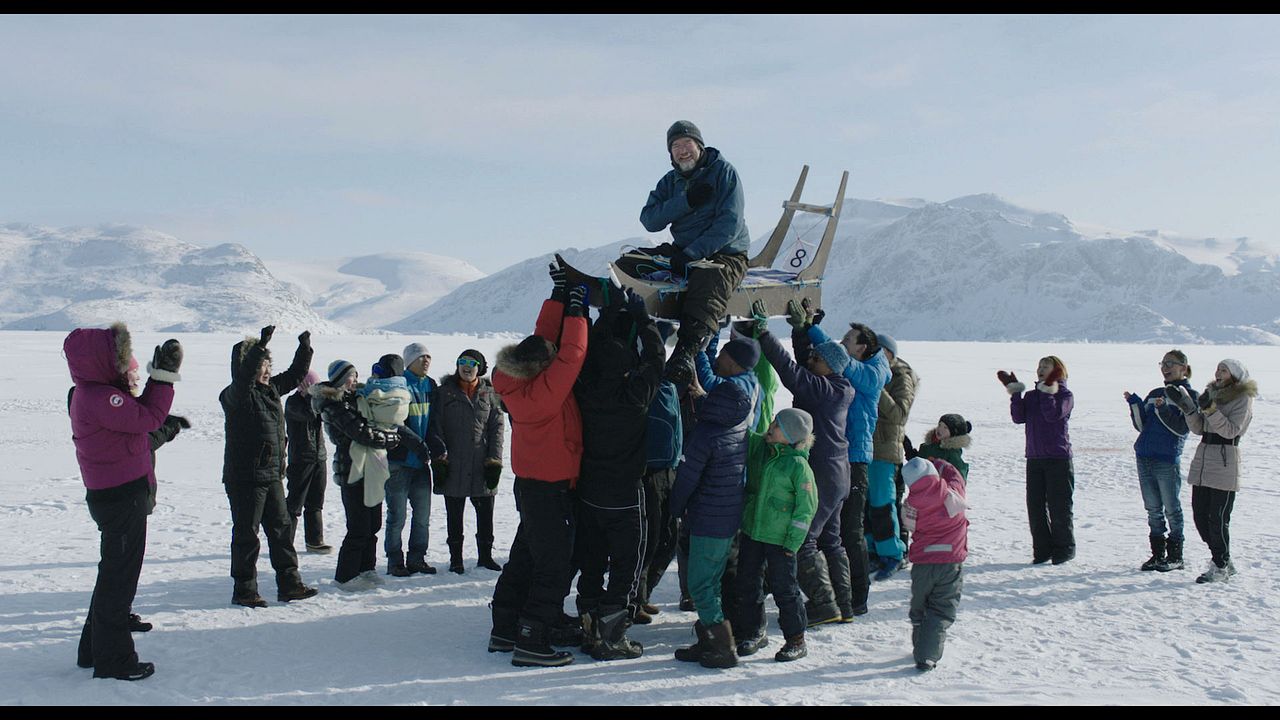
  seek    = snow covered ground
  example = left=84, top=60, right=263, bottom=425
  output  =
left=2, top=331, right=1278, bottom=705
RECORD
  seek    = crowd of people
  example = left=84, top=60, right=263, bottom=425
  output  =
left=60, top=120, right=1257, bottom=682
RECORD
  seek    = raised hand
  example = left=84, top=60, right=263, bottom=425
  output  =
left=297, top=330, right=311, bottom=349
left=624, top=288, right=649, bottom=323
left=566, top=283, right=589, bottom=317
left=548, top=262, right=567, bottom=291
left=259, top=325, right=275, bottom=346
left=785, top=299, right=808, bottom=329
left=750, top=299, right=769, bottom=336
left=153, top=339, right=183, bottom=373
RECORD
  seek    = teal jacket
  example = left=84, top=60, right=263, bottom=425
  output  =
left=808, top=325, right=891, bottom=463
left=397, top=369, right=445, bottom=469
left=740, top=432, right=818, bottom=553
left=639, top=147, right=751, bottom=261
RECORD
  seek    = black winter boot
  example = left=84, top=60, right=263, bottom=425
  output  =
left=512, top=618, right=574, bottom=667
left=232, top=581, right=267, bottom=608
left=579, top=610, right=601, bottom=655
left=1160, top=539, right=1185, bottom=571
left=674, top=621, right=709, bottom=663
left=823, top=547, right=855, bottom=622
left=590, top=606, right=643, bottom=661
left=488, top=604, right=519, bottom=652
left=664, top=329, right=711, bottom=386
left=797, top=552, right=841, bottom=627
left=304, top=510, right=333, bottom=554
left=774, top=634, right=808, bottom=662
left=476, top=536, right=502, bottom=571
left=387, top=552, right=412, bottom=577
left=735, top=627, right=769, bottom=657
left=549, top=612, right=584, bottom=647
left=1141, top=536, right=1167, bottom=571
left=699, top=620, right=738, bottom=669
left=448, top=540, right=465, bottom=574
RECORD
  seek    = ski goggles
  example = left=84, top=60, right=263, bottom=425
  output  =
left=457, top=357, right=481, bottom=368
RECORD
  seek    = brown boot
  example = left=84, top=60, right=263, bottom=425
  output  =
left=674, top=621, right=709, bottom=663
left=699, top=620, right=738, bottom=669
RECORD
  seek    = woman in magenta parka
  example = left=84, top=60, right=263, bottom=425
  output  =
left=65, top=322, right=182, bottom=681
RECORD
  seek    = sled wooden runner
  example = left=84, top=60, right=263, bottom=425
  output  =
left=556, top=165, right=849, bottom=320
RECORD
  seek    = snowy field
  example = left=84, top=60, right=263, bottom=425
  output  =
left=2, top=331, right=1278, bottom=705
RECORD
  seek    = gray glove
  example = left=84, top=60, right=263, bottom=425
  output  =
left=1164, top=384, right=1198, bottom=415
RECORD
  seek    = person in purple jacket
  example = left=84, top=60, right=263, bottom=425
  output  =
left=64, top=322, right=182, bottom=682
left=998, top=355, right=1075, bottom=565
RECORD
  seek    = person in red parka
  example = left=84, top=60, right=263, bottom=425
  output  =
left=487, top=264, right=589, bottom=668
left=64, top=322, right=181, bottom=682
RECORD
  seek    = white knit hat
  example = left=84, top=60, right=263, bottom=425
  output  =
left=403, top=342, right=431, bottom=368
left=1220, top=358, right=1249, bottom=384
left=902, top=457, right=939, bottom=487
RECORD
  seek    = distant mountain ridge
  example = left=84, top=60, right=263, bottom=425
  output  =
left=0, top=223, right=341, bottom=333
left=395, top=195, right=1280, bottom=344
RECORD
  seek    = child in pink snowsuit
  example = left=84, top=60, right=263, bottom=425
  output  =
left=901, top=455, right=969, bottom=672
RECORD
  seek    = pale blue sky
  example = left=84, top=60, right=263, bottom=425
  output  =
left=2, top=14, right=1277, bottom=271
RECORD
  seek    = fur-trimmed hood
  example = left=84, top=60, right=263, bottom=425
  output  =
left=64, top=321, right=132, bottom=387
left=924, top=428, right=972, bottom=450
left=308, top=380, right=353, bottom=413
left=229, top=336, right=271, bottom=379
left=494, top=342, right=555, bottom=381
left=1205, top=378, right=1258, bottom=405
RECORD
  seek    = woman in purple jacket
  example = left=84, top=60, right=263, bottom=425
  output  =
left=998, top=356, right=1075, bottom=565
left=64, top=323, right=181, bottom=681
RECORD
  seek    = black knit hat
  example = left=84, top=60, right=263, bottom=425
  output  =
left=458, top=348, right=488, bottom=377
left=940, top=413, right=971, bottom=437
left=667, top=120, right=704, bottom=150
left=512, top=335, right=552, bottom=366
left=371, top=353, right=404, bottom=379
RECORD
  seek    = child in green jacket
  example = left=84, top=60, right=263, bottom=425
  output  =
left=914, top=413, right=972, bottom=481
left=733, top=408, right=820, bottom=662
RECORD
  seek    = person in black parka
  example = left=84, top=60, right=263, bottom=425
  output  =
left=219, top=325, right=318, bottom=607
left=572, top=288, right=666, bottom=661
left=285, top=370, right=330, bottom=554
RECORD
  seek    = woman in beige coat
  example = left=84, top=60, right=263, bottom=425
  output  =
left=1166, top=359, right=1256, bottom=584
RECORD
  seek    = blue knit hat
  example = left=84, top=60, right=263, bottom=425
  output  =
left=327, top=359, right=355, bottom=385
left=813, top=340, right=850, bottom=375
left=877, top=333, right=899, bottom=359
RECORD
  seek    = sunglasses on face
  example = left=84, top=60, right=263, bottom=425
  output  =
left=457, top=357, right=481, bottom=368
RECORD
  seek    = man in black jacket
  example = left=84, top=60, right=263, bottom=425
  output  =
left=572, top=289, right=666, bottom=661
left=219, top=325, right=318, bottom=608
left=285, top=370, right=330, bottom=554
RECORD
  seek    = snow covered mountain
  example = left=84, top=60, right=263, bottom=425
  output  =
left=388, top=240, right=639, bottom=334
left=399, top=195, right=1280, bottom=344
left=0, top=224, right=342, bottom=333
left=267, top=253, right=485, bottom=331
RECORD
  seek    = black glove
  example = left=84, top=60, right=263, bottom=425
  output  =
left=259, top=325, right=275, bottom=347
left=785, top=299, right=808, bottom=329
left=650, top=242, right=675, bottom=257
left=297, top=330, right=311, bottom=349
left=686, top=182, right=714, bottom=208
left=669, top=251, right=690, bottom=277
left=171, top=415, right=191, bottom=429
left=431, top=456, right=450, bottom=483
left=750, top=299, right=769, bottom=336
left=903, top=435, right=918, bottom=461
left=1198, top=392, right=1215, bottom=411
left=483, top=460, right=503, bottom=491
left=548, top=262, right=566, bottom=292
left=548, top=262, right=568, bottom=303
left=153, top=339, right=183, bottom=373
left=624, top=288, right=649, bottom=323
left=566, top=283, right=589, bottom=318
